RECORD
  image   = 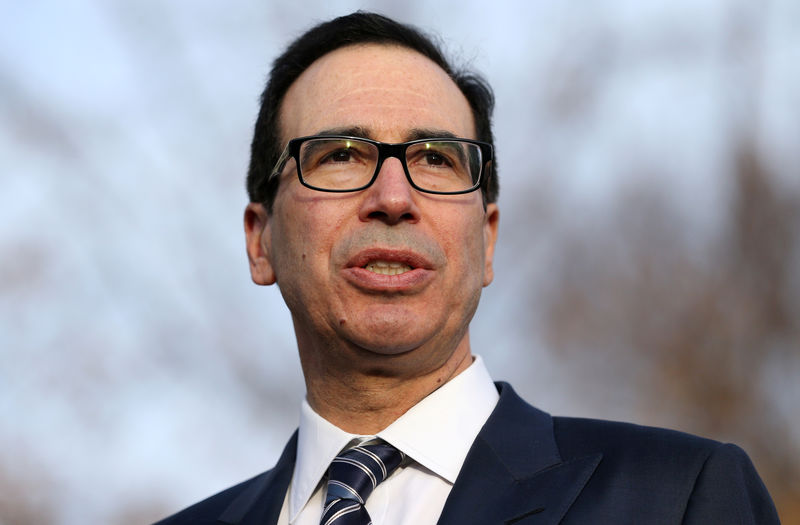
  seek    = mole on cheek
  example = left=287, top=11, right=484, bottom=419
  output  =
left=302, top=253, right=306, bottom=261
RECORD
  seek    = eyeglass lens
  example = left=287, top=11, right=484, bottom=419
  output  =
left=297, top=138, right=481, bottom=192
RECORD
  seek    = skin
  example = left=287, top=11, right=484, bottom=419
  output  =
left=244, top=44, right=499, bottom=434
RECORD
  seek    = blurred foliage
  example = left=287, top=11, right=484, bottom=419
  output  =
left=0, top=462, right=55, bottom=524
left=543, top=143, right=800, bottom=522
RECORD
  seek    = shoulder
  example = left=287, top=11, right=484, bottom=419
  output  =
left=549, top=416, right=779, bottom=523
left=553, top=415, right=724, bottom=466
left=494, top=381, right=728, bottom=469
left=552, top=414, right=763, bottom=487
left=490, top=384, right=778, bottom=522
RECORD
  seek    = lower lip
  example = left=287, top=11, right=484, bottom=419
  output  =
left=342, top=267, right=434, bottom=292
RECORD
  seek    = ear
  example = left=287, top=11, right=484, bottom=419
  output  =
left=244, top=203, right=276, bottom=285
left=482, top=203, right=499, bottom=287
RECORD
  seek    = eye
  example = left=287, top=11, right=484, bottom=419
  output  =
left=322, top=148, right=355, bottom=163
left=422, top=151, right=452, bottom=167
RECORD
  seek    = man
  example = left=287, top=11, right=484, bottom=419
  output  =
left=157, top=12, right=779, bottom=525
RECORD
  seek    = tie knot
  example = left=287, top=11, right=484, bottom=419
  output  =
left=325, top=441, right=405, bottom=506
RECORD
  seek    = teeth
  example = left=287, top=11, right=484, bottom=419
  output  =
left=364, top=260, right=413, bottom=275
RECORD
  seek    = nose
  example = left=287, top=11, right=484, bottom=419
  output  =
left=358, top=157, right=421, bottom=224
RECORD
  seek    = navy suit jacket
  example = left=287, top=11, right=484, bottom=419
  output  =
left=156, top=382, right=780, bottom=524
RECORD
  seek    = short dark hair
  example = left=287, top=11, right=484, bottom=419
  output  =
left=246, top=11, right=498, bottom=211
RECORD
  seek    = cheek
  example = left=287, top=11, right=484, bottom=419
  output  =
left=271, top=199, right=344, bottom=282
left=269, top=218, right=326, bottom=321
left=269, top=203, right=309, bottom=283
left=442, top=215, right=487, bottom=284
left=463, top=212, right=489, bottom=257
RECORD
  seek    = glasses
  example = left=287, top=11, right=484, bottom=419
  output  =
left=269, top=135, right=492, bottom=194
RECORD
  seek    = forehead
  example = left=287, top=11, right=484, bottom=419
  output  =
left=279, top=44, right=476, bottom=142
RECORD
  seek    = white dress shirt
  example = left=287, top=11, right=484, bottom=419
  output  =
left=277, top=356, right=499, bottom=525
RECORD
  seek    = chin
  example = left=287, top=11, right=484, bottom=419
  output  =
left=347, top=332, right=427, bottom=356
left=337, top=307, right=430, bottom=348
left=343, top=321, right=460, bottom=359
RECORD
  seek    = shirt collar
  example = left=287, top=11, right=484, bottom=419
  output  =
left=288, top=355, right=499, bottom=522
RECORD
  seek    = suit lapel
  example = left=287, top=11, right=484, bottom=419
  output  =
left=438, top=383, right=601, bottom=525
left=218, top=431, right=298, bottom=525
left=213, top=384, right=599, bottom=525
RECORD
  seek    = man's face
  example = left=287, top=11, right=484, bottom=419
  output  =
left=246, top=44, right=498, bottom=375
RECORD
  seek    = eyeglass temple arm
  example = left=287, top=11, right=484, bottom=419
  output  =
left=268, top=144, right=293, bottom=181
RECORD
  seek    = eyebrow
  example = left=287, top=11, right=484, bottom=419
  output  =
left=406, top=128, right=459, bottom=141
left=315, top=126, right=461, bottom=142
left=317, top=126, right=372, bottom=138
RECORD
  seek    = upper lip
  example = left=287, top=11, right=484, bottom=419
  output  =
left=346, top=248, right=434, bottom=270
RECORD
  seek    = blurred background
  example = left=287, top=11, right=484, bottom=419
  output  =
left=1, top=0, right=798, bottom=523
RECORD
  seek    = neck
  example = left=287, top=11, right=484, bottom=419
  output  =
left=299, top=336, right=474, bottom=435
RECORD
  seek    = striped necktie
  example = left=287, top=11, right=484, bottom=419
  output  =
left=320, top=440, right=405, bottom=525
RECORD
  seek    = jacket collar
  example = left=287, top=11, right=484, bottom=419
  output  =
left=437, top=382, right=601, bottom=525
left=216, top=382, right=601, bottom=525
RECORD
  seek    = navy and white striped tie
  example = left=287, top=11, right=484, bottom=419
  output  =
left=320, top=441, right=404, bottom=525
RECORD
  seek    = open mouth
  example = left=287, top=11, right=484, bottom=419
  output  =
left=364, top=260, right=413, bottom=276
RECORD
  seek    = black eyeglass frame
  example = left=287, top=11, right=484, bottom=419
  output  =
left=269, top=135, right=493, bottom=195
